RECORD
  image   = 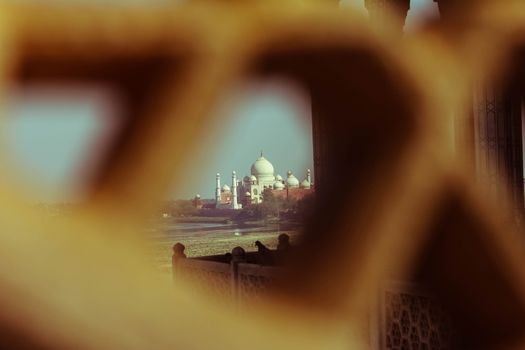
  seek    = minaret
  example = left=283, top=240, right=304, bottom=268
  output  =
left=307, top=169, right=311, bottom=183
left=215, top=173, right=221, bottom=207
left=232, top=171, right=239, bottom=209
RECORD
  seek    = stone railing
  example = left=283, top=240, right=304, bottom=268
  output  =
left=172, top=246, right=281, bottom=302
left=173, top=244, right=456, bottom=348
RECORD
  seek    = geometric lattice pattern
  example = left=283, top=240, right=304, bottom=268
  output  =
left=383, top=288, right=455, bottom=350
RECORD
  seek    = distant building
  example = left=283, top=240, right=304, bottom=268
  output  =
left=215, top=153, right=314, bottom=209
left=192, top=194, right=203, bottom=209
left=215, top=171, right=242, bottom=209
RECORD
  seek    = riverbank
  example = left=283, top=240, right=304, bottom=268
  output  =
left=167, top=216, right=231, bottom=224
left=149, top=221, right=301, bottom=271
left=163, top=215, right=303, bottom=226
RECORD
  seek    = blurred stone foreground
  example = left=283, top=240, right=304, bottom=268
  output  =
left=0, top=1, right=525, bottom=349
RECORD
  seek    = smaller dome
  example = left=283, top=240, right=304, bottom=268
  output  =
left=221, top=184, right=231, bottom=192
left=274, top=181, right=285, bottom=190
left=250, top=175, right=257, bottom=182
left=286, top=171, right=300, bottom=188
left=275, top=174, right=283, bottom=181
left=300, top=179, right=311, bottom=189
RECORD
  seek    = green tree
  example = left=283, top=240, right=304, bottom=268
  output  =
left=235, top=203, right=262, bottom=221
left=163, top=199, right=198, bottom=217
left=260, top=189, right=281, bottom=217
left=294, top=194, right=315, bottom=220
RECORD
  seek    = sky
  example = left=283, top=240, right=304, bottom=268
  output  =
left=3, top=85, right=121, bottom=201
left=171, top=80, right=313, bottom=200
left=341, top=0, right=439, bottom=29
left=3, top=0, right=440, bottom=202
left=4, top=80, right=313, bottom=201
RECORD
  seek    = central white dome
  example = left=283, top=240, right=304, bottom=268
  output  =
left=251, top=156, right=275, bottom=177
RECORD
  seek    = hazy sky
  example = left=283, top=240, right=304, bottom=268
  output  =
left=171, top=80, right=313, bottom=200
left=3, top=0, right=439, bottom=202
left=4, top=85, right=121, bottom=201
left=341, top=0, right=439, bottom=29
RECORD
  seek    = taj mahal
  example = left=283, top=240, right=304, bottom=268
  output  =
left=214, top=153, right=313, bottom=209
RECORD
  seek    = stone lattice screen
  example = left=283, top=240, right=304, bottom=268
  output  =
left=0, top=1, right=524, bottom=350
left=380, top=282, right=455, bottom=350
